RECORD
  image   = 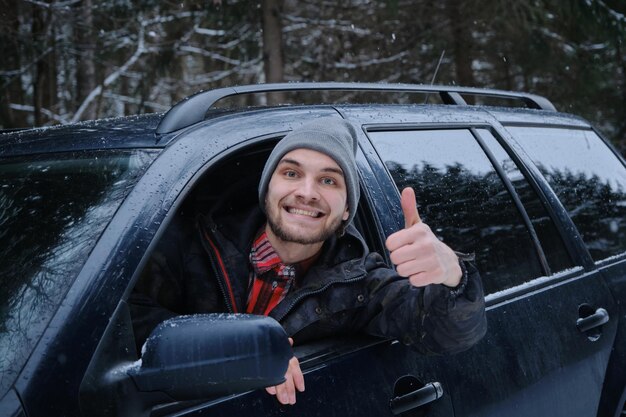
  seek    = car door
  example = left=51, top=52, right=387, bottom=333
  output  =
left=73, top=110, right=457, bottom=417
left=362, top=121, right=618, bottom=417
left=502, top=124, right=626, bottom=417
left=129, top=114, right=458, bottom=417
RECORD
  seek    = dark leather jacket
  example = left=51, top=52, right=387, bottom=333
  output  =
left=131, top=201, right=487, bottom=355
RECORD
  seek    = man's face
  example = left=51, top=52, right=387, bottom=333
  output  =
left=264, top=148, right=350, bottom=245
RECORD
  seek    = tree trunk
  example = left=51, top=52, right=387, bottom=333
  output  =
left=446, top=0, right=476, bottom=101
left=0, top=0, right=27, bottom=128
left=32, top=3, right=57, bottom=126
left=75, top=0, right=97, bottom=120
left=262, top=0, right=285, bottom=105
left=613, top=41, right=626, bottom=155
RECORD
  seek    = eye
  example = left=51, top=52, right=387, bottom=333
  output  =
left=284, top=170, right=298, bottom=178
left=321, top=177, right=336, bottom=186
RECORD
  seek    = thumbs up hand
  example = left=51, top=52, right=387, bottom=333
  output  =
left=385, top=188, right=462, bottom=288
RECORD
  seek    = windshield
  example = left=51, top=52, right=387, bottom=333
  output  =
left=0, top=149, right=156, bottom=395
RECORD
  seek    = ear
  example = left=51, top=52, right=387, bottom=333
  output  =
left=342, top=205, right=349, bottom=221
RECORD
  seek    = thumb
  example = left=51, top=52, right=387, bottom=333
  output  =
left=401, top=187, right=421, bottom=228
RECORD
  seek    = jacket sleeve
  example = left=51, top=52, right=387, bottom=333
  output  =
left=128, top=214, right=224, bottom=352
left=360, top=252, right=487, bottom=355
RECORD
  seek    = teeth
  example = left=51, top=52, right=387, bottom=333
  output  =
left=289, top=208, right=319, bottom=217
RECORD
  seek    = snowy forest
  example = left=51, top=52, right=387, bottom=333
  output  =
left=1, top=0, right=626, bottom=154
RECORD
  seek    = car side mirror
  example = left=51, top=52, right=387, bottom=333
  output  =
left=128, top=313, right=291, bottom=401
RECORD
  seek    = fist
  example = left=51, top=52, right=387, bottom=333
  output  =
left=385, top=188, right=462, bottom=288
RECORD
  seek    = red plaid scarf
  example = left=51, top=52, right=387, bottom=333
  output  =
left=246, top=230, right=296, bottom=315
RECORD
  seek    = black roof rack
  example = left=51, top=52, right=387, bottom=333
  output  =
left=156, top=82, right=556, bottom=134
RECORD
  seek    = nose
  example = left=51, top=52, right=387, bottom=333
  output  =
left=295, top=177, right=320, bottom=202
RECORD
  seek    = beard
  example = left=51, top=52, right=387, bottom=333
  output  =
left=265, top=201, right=344, bottom=245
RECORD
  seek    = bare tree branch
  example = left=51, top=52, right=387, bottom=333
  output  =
left=188, top=57, right=263, bottom=85
left=284, top=15, right=371, bottom=35
left=101, top=92, right=169, bottom=111
left=177, top=46, right=242, bottom=65
left=332, top=51, right=410, bottom=69
left=584, top=0, right=626, bottom=24
left=9, top=103, right=68, bottom=124
left=71, top=25, right=146, bottom=123
left=23, top=0, right=81, bottom=9
left=0, top=47, right=53, bottom=89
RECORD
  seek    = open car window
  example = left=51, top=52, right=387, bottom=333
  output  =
left=131, top=139, right=387, bottom=362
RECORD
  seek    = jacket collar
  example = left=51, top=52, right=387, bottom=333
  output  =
left=204, top=199, right=370, bottom=279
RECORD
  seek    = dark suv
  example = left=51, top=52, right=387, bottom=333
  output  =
left=1, top=83, right=625, bottom=417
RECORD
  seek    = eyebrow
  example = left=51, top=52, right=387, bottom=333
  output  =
left=279, top=158, right=344, bottom=176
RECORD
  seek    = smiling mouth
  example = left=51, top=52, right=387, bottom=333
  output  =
left=287, top=207, right=324, bottom=218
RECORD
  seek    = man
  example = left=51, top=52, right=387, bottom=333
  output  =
left=131, top=117, right=486, bottom=405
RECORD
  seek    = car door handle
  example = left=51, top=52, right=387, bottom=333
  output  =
left=577, top=307, right=609, bottom=333
left=389, top=382, right=443, bottom=415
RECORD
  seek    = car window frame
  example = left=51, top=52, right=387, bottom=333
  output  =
left=473, top=128, right=575, bottom=274
left=109, top=122, right=399, bottom=411
left=359, top=122, right=592, bottom=304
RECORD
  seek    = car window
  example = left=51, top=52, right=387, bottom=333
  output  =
left=0, top=150, right=156, bottom=396
left=368, top=129, right=544, bottom=295
left=507, top=127, right=626, bottom=262
left=476, top=129, right=574, bottom=274
left=131, top=139, right=385, bottom=352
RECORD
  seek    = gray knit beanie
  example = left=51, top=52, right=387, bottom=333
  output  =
left=258, top=117, right=360, bottom=225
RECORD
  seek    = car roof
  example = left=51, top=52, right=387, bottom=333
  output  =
left=0, top=113, right=163, bottom=158
left=0, top=83, right=593, bottom=158
left=335, top=104, right=591, bottom=129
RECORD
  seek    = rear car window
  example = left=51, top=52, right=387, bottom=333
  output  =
left=0, top=150, right=156, bottom=395
left=476, top=129, right=574, bottom=274
left=507, top=127, right=626, bottom=262
left=368, top=129, right=544, bottom=295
